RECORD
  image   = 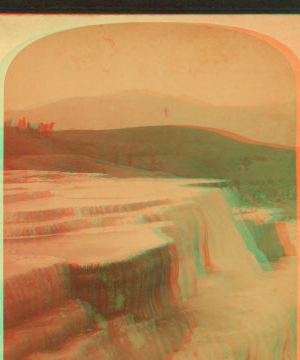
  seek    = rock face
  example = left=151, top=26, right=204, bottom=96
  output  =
left=233, top=207, right=297, bottom=260
left=3, top=171, right=297, bottom=360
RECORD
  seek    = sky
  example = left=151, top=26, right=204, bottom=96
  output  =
left=0, top=15, right=300, bottom=62
left=0, top=15, right=299, bottom=146
left=4, top=20, right=296, bottom=110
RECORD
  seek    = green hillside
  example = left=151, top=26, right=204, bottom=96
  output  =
left=4, top=125, right=296, bottom=208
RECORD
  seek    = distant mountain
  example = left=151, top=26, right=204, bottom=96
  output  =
left=4, top=90, right=296, bottom=148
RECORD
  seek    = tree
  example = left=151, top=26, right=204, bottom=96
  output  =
left=6, top=118, right=12, bottom=127
left=18, top=117, right=27, bottom=129
left=38, top=123, right=45, bottom=133
left=37, top=123, right=45, bottom=137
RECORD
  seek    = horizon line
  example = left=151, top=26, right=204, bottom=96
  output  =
left=4, top=89, right=295, bottom=112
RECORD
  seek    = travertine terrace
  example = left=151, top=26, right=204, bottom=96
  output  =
left=3, top=171, right=297, bottom=360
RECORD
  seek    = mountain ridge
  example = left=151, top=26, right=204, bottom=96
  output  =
left=4, top=90, right=296, bottom=148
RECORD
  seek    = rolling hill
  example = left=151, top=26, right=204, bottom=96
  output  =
left=4, top=90, right=296, bottom=148
left=4, top=125, right=296, bottom=185
left=5, top=90, right=296, bottom=207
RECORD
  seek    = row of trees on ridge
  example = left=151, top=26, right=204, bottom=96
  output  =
left=5, top=117, right=54, bottom=136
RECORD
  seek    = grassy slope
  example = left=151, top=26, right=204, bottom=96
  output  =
left=4, top=126, right=296, bottom=206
